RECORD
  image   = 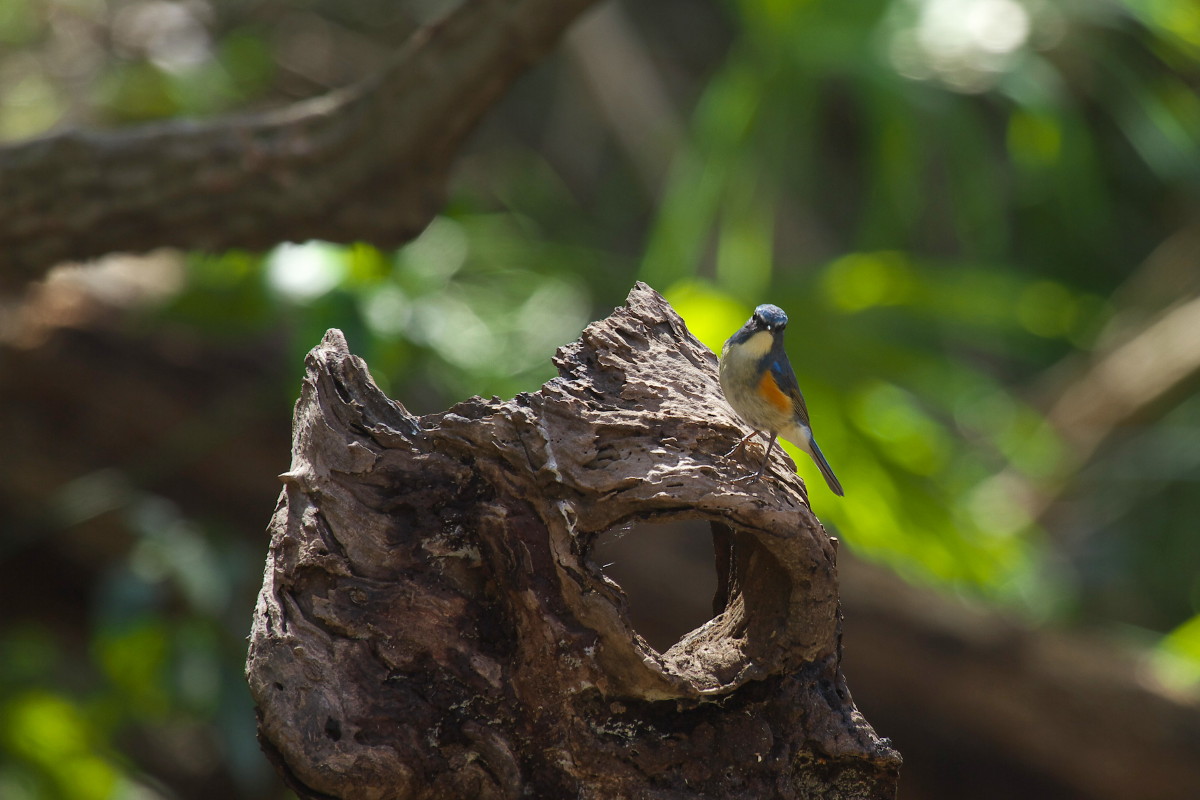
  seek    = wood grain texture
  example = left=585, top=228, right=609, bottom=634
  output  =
left=246, top=283, right=900, bottom=799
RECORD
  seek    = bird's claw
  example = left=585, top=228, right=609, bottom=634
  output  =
left=723, top=430, right=774, bottom=485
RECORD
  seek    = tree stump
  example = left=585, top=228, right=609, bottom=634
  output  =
left=246, top=282, right=901, bottom=799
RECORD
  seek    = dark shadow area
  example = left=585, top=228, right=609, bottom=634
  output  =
left=592, top=518, right=716, bottom=652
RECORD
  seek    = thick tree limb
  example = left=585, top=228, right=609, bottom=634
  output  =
left=841, top=557, right=1200, bottom=800
left=0, top=0, right=598, bottom=286
left=246, top=283, right=899, bottom=799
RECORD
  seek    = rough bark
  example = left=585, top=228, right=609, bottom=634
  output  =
left=0, top=0, right=598, bottom=286
left=245, top=282, right=900, bottom=799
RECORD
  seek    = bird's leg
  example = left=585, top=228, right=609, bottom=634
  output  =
left=728, top=431, right=776, bottom=483
left=751, top=433, right=778, bottom=480
left=724, top=429, right=764, bottom=460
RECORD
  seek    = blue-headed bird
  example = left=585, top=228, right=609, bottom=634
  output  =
left=719, top=304, right=844, bottom=495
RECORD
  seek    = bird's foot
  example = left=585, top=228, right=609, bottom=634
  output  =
left=724, top=429, right=765, bottom=460
left=723, top=440, right=749, bottom=460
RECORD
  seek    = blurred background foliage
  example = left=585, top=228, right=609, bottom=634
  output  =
left=2, top=0, right=1200, bottom=797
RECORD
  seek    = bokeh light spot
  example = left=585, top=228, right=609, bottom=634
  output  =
left=823, top=251, right=915, bottom=312
left=266, top=241, right=346, bottom=302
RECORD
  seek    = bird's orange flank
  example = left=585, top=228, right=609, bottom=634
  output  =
left=758, top=370, right=792, bottom=415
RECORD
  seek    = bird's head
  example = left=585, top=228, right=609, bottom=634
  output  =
left=750, top=304, right=788, bottom=332
left=725, top=304, right=789, bottom=356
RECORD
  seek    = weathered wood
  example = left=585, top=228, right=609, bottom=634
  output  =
left=246, top=282, right=900, bottom=799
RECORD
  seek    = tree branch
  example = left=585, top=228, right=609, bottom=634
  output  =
left=841, top=557, right=1200, bottom=800
left=246, top=283, right=899, bottom=799
left=0, top=0, right=599, bottom=287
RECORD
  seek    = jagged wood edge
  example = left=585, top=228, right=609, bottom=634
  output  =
left=247, top=282, right=899, bottom=797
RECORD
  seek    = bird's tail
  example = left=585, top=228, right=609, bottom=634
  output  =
left=808, top=437, right=844, bottom=497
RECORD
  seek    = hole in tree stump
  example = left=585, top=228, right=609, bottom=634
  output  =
left=592, top=518, right=717, bottom=652
left=246, top=290, right=901, bottom=796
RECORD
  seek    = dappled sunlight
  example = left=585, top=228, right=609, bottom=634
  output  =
left=851, top=381, right=952, bottom=476
left=3, top=690, right=123, bottom=800
left=884, top=0, right=1058, bottom=93
left=662, top=279, right=749, bottom=354
left=4, top=0, right=1200, bottom=795
left=822, top=251, right=916, bottom=311
left=265, top=242, right=345, bottom=302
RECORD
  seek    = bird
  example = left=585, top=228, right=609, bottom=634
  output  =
left=718, top=303, right=844, bottom=496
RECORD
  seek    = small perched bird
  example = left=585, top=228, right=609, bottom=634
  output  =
left=719, top=304, right=844, bottom=496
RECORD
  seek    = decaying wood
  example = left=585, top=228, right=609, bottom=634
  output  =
left=246, top=282, right=900, bottom=799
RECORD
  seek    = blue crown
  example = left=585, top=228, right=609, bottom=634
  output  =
left=753, top=304, right=788, bottom=330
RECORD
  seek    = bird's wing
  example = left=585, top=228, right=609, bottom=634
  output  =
left=768, top=358, right=811, bottom=424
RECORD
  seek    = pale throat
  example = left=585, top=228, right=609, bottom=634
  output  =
left=740, top=330, right=775, bottom=359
